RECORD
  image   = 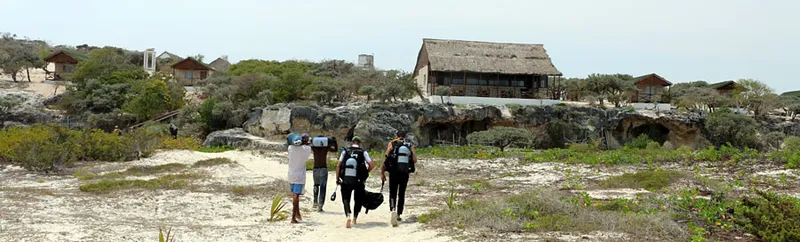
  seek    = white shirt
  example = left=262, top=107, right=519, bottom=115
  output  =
left=287, top=145, right=312, bottom=184
left=339, top=145, right=372, bottom=163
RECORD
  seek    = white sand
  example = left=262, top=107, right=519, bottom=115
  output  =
left=0, top=150, right=449, bottom=242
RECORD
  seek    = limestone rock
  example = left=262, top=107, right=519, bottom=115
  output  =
left=203, top=128, right=285, bottom=151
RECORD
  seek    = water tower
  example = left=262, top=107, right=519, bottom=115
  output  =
left=143, top=48, right=156, bottom=76
left=357, top=54, right=374, bottom=69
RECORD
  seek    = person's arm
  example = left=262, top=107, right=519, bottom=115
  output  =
left=336, top=152, right=345, bottom=184
left=411, top=144, right=418, bottom=164
left=384, top=141, right=394, bottom=156
left=328, top=138, right=338, bottom=152
left=364, top=152, right=374, bottom=172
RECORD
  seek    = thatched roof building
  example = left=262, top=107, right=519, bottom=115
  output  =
left=414, top=38, right=562, bottom=77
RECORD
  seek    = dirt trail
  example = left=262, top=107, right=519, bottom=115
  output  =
left=291, top=164, right=448, bottom=242
left=0, top=150, right=449, bottom=242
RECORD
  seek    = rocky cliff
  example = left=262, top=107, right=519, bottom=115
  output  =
left=0, top=91, right=63, bottom=128
left=242, top=102, right=723, bottom=150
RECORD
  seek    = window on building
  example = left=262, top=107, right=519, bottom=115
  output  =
left=499, top=74, right=513, bottom=86
left=436, top=72, right=450, bottom=85
left=185, top=71, right=193, bottom=79
left=466, top=73, right=480, bottom=85
left=63, top=65, right=74, bottom=73
left=540, top=76, right=549, bottom=88
left=452, top=72, right=464, bottom=85
left=481, top=73, right=496, bottom=86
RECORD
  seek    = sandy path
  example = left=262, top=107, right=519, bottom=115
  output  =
left=290, top=167, right=449, bottom=242
left=0, top=150, right=450, bottom=242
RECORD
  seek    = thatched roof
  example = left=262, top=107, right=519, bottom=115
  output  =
left=417, top=38, right=562, bottom=76
left=158, top=51, right=182, bottom=60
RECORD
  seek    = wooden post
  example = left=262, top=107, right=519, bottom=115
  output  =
left=463, top=72, right=467, bottom=96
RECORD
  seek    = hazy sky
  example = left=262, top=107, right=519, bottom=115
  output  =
left=2, top=0, right=798, bottom=92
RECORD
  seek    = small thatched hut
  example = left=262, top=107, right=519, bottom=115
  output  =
left=413, top=38, right=562, bottom=99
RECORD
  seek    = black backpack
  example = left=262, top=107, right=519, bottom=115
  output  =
left=339, top=147, right=368, bottom=184
left=391, top=140, right=414, bottom=174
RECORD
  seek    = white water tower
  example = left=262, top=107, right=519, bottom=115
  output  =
left=143, top=48, right=156, bottom=76
left=357, top=54, right=374, bottom=69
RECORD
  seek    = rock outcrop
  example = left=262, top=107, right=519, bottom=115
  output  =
left=203, top=128, right=285, bottom=151
left=0, top=91, right=62, bottom=128
left=243, top=102, right=718, bottom=150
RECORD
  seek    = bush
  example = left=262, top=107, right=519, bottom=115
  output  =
left=626, top=134, right=653, bottom=149
left=159, top=137, right=201, bottom=150
left=784, top=136, right=800, bottom=150
left=467, top=127, right=532, bottom=151
left=80, top=129, right=129, bottom=162
left=705, top=111, right=759, bottom=149
left=737, top=190, right=800, bottom=241
left=764, top=132, right=786, bottom=150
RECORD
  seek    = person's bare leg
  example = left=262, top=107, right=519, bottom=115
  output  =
left=291, top=194, right=300, bottom=223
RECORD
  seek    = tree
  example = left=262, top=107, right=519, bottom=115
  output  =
left=584, top=74, right=636, bottom=107
left=123, top=78, right=178, bottom=121
left=705, top=110, right=760, bottom=149
left=70, top=47, right=139, bottom=84
left=309, top=59, right=355, bottom=78
left=676, top=87, right=727, bottom=112
left=563, top=78, right=586, bottom=101
left=0, top=33, right=26, bottom=82
left=734, top=79, right=776, bottom=117
left=190, top=54, right=205, bottom=62
left=434, top=86, right=453, bottom=104
left=466, top=126, right=532, bottom=151
left=359, top=85, right=378, bottom=101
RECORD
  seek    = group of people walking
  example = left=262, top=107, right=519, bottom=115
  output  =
left=286, top=131, right=417, bottom=228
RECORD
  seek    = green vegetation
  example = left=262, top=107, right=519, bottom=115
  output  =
left=0, top=124, right=163, bottom=172
left=599, top=170, right=685, bottom=190
left=158, top=228, right=175, bottom=242
left=737, top=190, right=800, bottom=241
left=466, top=127, right=532, bottom=151
left=159, top=137, right=202, bottom=150
left=269, top=193, right=290, bottom=222
left=415, top=145, right=511, bottom=160
left=305, top=159, right=338, bottom=171
left=422, top=190, right=685, bottom=239
left=78, top=173, right=205, bottom=193
left=195, top=145, right=235, bottom=153
left=192, top=158, right=235, bottom=168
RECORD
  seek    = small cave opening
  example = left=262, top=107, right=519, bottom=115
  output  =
left=629, top=123, right=670, bottom=144
left=420, top=119, right=492, bottom=146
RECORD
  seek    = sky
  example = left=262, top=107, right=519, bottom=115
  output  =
left=1, top=0, right=798, bottom=92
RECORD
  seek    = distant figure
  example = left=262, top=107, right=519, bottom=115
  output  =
left=287, top=133, right=312, bottom=224
left=112, top=126, right=122, bottom=136
left=169, top=124, right=179, bottom=139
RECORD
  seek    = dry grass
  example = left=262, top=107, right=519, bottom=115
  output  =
left=78, top=173, right=207, bottom=193
left=0, top=187, right=57, bottom=196
left=599, top=170, right=686, bottom=190
left=75, top=163, right=188, bottom=181
left=230, top=180, right=287, bottom=197
left=420, top=189, right=687, bottom=240
left=192, top=158, right=236, bottom=168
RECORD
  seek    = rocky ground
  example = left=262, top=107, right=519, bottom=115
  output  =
left=2, top=147, right=796, bottom=241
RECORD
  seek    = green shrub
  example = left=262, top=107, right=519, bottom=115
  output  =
left=784, top=136, right=800, bottom=150
left=705, top=111, right=759, bottom=149
left=737, top=190, right=800, bottom=242
left=196, top=145, right=235, bottom=153
left=646, top=141, right=662, bottom=150
left=466, top=127, right=532, bottom=151
left=159, top=137, right=202, bottom=150
left=764, top=132, right=787, bottom=150
left=626, top=134, right=653, bottom=149
left=80, top=129, right=129, bottom=162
